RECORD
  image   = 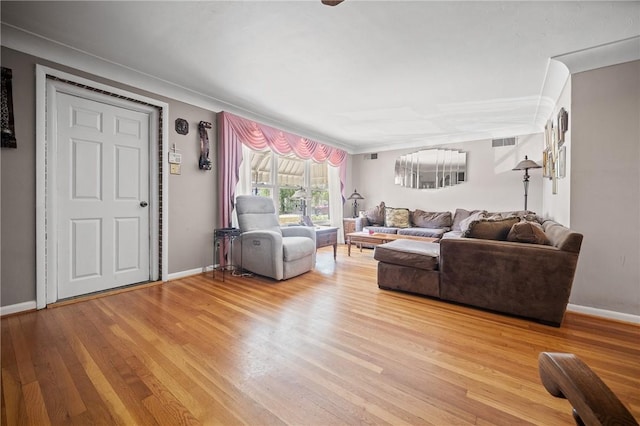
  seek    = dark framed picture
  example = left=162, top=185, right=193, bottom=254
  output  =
left=175, top=118, right=189, bottom=135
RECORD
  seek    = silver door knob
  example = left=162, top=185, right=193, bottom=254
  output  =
left=140, top=201, right=148, bottom=207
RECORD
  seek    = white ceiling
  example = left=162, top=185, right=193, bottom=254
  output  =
left=2, top=1, right=639, bottom=153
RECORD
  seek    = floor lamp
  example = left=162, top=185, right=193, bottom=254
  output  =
left=347, top=189, right=364, bottom=218
left=512, top=156, right=541, bottom=211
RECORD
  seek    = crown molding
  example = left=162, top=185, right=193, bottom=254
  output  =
left=533, top=36, right=640, bottom=127
left=533, top=59, right=570, bottom=129
left=553, top=35, right=640, bottom=74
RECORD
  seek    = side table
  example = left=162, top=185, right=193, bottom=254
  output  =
left=213, top=227, right=241, bottom=281
left=315, top=227, right=338, bottom=260
left=343, top=218, right=357, bottom=242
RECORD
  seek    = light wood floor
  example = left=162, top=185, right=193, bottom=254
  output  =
left=2, top=246, right=639, bottom=425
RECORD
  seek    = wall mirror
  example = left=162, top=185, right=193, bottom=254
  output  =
left=394, top=148, right=467, bottom=189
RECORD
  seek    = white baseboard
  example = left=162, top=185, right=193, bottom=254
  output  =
left=3, top=296, right=638, bottom=326
left=167, top=265, right=214, bottom=281
left=567, top=303, right=640, bottom=324
left=1, top=300, right=37, bottom=316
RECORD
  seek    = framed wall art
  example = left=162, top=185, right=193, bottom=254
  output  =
left=558, top=146, right=566, bottom=178
left=542, top=148, right=551, bottom=178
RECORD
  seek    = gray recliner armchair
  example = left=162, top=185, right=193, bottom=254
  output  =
left=233, top=195, right=316, bottom=280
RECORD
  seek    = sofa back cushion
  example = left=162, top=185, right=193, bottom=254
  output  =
left=488, top=210, right=542, bottom=223
left=411, top=210, right=453, bottom=229
left=543, top=221, right=584, bottom=253
left=507, top=221, right=550, bottom=245
left=236, top=195, right=283, bottom=234
left=452, top=208, right=487, bottom=231
left=463, top=217, right=520, bottom=240
left=458, top=211, right=487, bottom=233
left=385, top=207, right=410, bottom=228
left=364, top=201, right=386, bottom=226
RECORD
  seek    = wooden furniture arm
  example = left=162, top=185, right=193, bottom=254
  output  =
left=538, top=352, right=638, bottom=426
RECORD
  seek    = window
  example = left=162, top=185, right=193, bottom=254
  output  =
left=309, top=161, right=329, bottom=225
left=250, top=150, right=273, bottom=199
left=249, top=149, right=330, bottom=226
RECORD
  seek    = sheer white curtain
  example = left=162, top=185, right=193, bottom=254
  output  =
left=231, top=144, right=255, bottom=227
left=328, top=164, right=345, bottom=243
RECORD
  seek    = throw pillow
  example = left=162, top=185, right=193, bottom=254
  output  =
left=364, top=202, right=385, bottom=226
left=452, top=208, right=487, bottom=231
left=507, top=221, right=550, bottom=245
left=385, top=207, right=410, bottom=228
left=458, top=211, right=487, bottom=234
left=464, top=217, right=519, bottom=241
left=411, top=210, right=453, bottom=228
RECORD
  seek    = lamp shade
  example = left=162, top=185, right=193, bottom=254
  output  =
left=292, top=187, right=308, bottom=199
left=513, top=156, right=541, bottom=171
left=347, top=189, right=364, bottom=200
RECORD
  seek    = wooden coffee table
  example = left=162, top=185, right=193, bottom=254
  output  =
left=346, top=231, right=438, bottom=256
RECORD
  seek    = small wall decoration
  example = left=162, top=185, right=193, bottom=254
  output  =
left=1, top=67, right=17, bottom=148
left=558, top=146, right=566, bottom=178
left=175, top=118, right=189, bottom=135
left=543, top=108, right=568, bottom=193
left=168, top=143, right=182, bottom=175
left=557, top=108, right=569, bottom=145
left=198, top=121, right=212, bottom=170
left=544, top=120, right=552, bottom=150
left=542, top=148, right=550, bottom=178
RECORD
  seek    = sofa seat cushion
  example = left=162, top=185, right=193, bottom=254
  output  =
left=397, top=227, right=447, bottom=238
left=441, top=230, right=463, bottom=239
left=363, top=226, right=399, bottom=234
left=282, top=237, right=316, bottom=262
left=374, top=240, right=440, bottom=271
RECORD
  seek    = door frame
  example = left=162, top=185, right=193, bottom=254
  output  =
left=35, top=65, right=169, bottom=308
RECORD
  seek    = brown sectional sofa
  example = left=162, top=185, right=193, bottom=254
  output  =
left=373, top=208, right=583, bottom=327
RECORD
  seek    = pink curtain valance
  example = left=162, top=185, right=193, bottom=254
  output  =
left=217, top=111, right=347, bottom=228
left=221, top=111, right=347, bottom=166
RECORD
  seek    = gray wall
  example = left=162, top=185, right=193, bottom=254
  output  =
left=167, top=103, right=217, bottom=274
left=1, top=47, right=217, bottom=307
left=350, top=134, right=544, bottom=215
left=1, top=48, right=36, bottom=306
left=570, top=60, right=640, bottom=315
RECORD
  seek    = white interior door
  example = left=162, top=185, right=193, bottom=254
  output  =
left=56, top=92, right=150, bottom=299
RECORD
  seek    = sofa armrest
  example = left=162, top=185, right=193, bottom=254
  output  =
left=282, top=226, right=316, bottom=243
left=233, top=230, right=284, bottom=279
left=439, top=238, right=581, bottom=326
left=538, top=352, right=638, bottom=426
left=355, top=217, right=368, bottom=232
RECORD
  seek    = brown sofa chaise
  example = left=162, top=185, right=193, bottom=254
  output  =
left=374, top=219, right=583, bottom=327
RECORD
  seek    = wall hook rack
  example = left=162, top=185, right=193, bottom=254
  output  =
left=198, top=121, right=212, bottom=170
